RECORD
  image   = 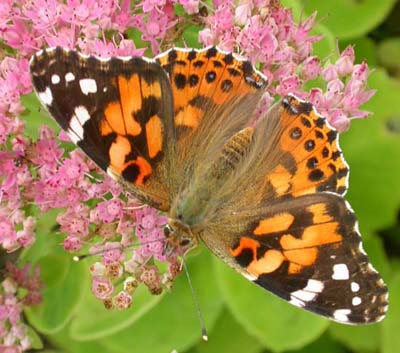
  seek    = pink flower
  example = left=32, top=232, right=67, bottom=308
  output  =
left=60, top=0, right=102, bottom=26
left=235, top=1, right=253, bottom=25
left=141, top=0, right=166, bottom=12
left=301, top=56, right=321, bottom=80
left=92, top=276, right=114, bottom=300
left=102, top=242, right=124, bottom=265
left=94, top=199, right=123, bottom=223
left=23, top=0, right=61, bottom=31
left=63, top=236, right=84, bottom=252
left=113, top=291, right=132, bottom=309
left=135, top=207, right=168, bottom=261
left=178, top=0, right=199, bottom=14
left=198, top=28, right=215, bottom=46
left=336, top=45, right=355, bottom=76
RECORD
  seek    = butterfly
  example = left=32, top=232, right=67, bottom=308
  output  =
left=30, top=46, right=388, bottom=325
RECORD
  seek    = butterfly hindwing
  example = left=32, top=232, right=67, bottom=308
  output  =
left=30, top=47, right=175, bottom=210
left=200, top=96, right=388, bottom=324
left=231, top=193, right=387, bottom=324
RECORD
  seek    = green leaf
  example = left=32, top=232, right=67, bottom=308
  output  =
left=382, top=271, right=400, bottom=353
left=378, top=37, right=400, bottom=75
left=25, top=257, right=87, bottom=334
left=48, top=325, right=117, bottom=353
left=99, top=249, right=223, bottom=353
left=20, top=208, right=61, bottom=264
left=189, top=308, right=264, bottom=353
left=286, top=331, right=347, bottom=353
left=329, top=321, right=381, bottom=353
left=341, top=69, right=400, bottom=234
left=26, top=325, right=44, bottom=350
left=20, top=92, right=59, bottom=139
left=182, top=25, right=202, bottom=49
left=69, top=270, right=163, bottom=341
left=214, top=258, right=329, bottom=352
left=303, top=0, right=397, bottom=39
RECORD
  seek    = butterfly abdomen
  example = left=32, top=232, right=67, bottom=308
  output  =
left=219, top=127, right=254, bottom=171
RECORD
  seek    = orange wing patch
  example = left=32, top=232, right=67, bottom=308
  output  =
left=254, top=212, right=295, bottom=235
left=231, top=194, right=344, bottom=278
left=264, top=95, right=349, bottom=199
left=156, top=47, right=267, bottom=134
left=145, top=115, right=163, bottom=158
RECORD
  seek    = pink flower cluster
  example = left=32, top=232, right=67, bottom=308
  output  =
left=0, top=0, right=378, bottom=339
left=0, top=263, right=42, bottom=352
left=199, top=0, right=376, bottom=131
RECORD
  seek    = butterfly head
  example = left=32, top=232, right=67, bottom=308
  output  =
left=163, top=219, right=198, bottom=257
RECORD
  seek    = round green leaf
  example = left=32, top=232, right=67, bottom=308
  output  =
left=26, top=325, right=44, bottom=350
left=190, top=308, right=264, bottom=353
left=378, top=37, right=400, bottom=75
left=285, top=331, right=347, bottom=353
left=99, top=249, right=223, bottom=353
left=382, top=271, right=400, bottom=353
left=329, top=321, right=381, bottom=353
left=70, top=270, right=163, bottom=341
left=48, top=325, right=118, bottom=353
left=303, top=0, right=397, bottom=39
left=20, top=92, right=59, bottom=139
left=341, top=69, right=400, bottom=234
left=25, top=258, right=87, bottom=334
left=214, top=258, right=329, bottom=352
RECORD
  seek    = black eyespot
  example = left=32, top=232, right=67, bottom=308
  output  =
left=304, top=139, right=315, bottom=151
left=289, top=127, right=302, bottom=140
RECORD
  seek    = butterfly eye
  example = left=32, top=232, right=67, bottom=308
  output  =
left=180, top=238, right=191, bottom=247
left=164, top=225, right=172, bottom=238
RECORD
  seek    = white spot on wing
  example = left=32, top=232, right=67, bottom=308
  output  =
left=67, top=106, right=91, bottom=143
left=290, top=279, right=324, bottom=303
left=289, top=296, right=305, bottom=308
left=333, top=309, right=351, bottom=322
left=79, top=78, right=97, bottom=94
left=65, top=72, right=75, bottom=82
left=38, top=87, right=53, bottom=105
left=291, top=289, right=316, bottom=302
left=69, top=116, right=84, bottom=141
left=352, top=297, right=362, bottom=306
left=351, top=282, right=360, bottom=292
left=74, top=106, right=91, bottom=125
left=304, top=279, right=324, bottom=293
left=51, top=74, right=60, bottom=84
left=332, top=264, right=349, bottom=280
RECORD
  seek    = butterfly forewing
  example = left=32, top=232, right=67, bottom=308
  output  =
left=30, top=47, right=175, bottom=210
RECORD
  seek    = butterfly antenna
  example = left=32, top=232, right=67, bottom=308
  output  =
left=182, top=257, right=208, bottom=341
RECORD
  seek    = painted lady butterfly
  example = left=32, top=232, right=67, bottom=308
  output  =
left=30, top=46, right=388, bottom=324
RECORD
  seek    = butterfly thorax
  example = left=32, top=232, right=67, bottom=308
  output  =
left=171, top=127, right=254, bottom=227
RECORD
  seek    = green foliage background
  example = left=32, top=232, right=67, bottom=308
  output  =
left=21, top=1, right=400, bottom=352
